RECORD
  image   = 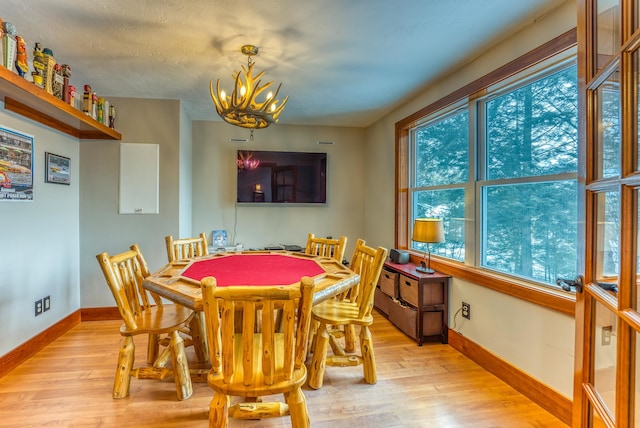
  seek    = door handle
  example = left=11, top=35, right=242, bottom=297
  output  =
left=556, top=275, right=584, bottom=293
left=596, top=282, right=618, bottom=293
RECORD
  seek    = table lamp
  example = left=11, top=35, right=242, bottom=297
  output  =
left=412, top=218, right=445, bottom=274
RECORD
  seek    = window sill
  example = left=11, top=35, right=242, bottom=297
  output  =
left=413, top=254, right=575, bottom=317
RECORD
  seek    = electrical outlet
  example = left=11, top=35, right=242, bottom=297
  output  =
left=602, top=325, right=612, bottom=346
left=44, top=296, right=50, bottom=312
left=462, top=302, right=471, bottom=320
left=34, top=299, right=43, bottom=316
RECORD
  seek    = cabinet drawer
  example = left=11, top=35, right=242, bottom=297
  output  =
left=399, top=275, right=419, bottom=306
left=388, top=300, right=443, bottom=340
left=399, top=275, right=445, bottom=307
left=379, top=269, right=399, bottom=298
left=374, top=287, right=393, bottom=316
left=388, top=299, right=417, bottom=340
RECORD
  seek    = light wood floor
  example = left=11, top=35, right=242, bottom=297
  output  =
left=0, top=311, right=566, bottom=427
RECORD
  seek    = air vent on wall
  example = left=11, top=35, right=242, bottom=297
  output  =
left=317, top=141, right=334, bottom=145
left=229, top=138, right=249, bottom=143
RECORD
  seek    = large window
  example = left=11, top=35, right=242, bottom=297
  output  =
left=409, top=61, right=578, bottom=288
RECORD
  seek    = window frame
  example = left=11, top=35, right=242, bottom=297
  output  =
left=394, top=29, right=578, bottom=316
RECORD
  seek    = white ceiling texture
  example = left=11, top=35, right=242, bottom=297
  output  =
left=4, top=0, right=566, bottom=127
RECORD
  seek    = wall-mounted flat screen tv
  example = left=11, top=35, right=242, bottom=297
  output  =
left=236, top=150, right=327, bottom=204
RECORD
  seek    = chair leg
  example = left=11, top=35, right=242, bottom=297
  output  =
left=307, top=319, right=319, bottom=357
left=344, top=324, right=356, bottom=353
left=189, top=312, right=209, bottom=363
left=328, top=330, right=345, bottom=356
left=113, top=336, right=135, bottom=399
left=284, top=387, right=310, bottom=428
left=210, top=392, right=229, bottom=428
left=360, top=325, right=377, bottom=385
left=169, top=330, right=193, bottom=400
left=147, top=333, right=160, bottom=364
left=154, top=345, right=172, bottom=368
left=308, top=322, right=329, bottom=389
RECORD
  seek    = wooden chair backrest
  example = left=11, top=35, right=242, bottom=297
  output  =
left=347, top=239, right=388, bottom=318
left=201, top=276, right=316, bottom=389
left=96, top=246, right=157, bottom=330
left=305, top=233, right=347, bottom=262
left=130, top=243, right=162, bottom=306
left=165, top=232, right=209, bottom=262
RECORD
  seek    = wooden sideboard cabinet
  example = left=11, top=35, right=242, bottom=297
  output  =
left=374, top=260, right=450, bottom=346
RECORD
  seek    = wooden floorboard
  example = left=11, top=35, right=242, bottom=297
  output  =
left=0, top=311, right=567, bottom=427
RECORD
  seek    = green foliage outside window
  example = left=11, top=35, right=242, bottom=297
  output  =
left=411, top=63, right=579, bottom=287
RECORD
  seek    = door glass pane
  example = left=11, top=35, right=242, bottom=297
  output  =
left=637, top=193, right=640, bottom=310
left=596, top=0, right=620, bottom=71
left=591, top=405, right=609, bottom=427
left=596, top=191, right=620, bottom=279
left=594, top=300, right=618, bottom=415
left=635, top=330, right=640, bottom=427
left=596, top=69, right=621, bottom=179
left=636, top=49, right=640, bottom=171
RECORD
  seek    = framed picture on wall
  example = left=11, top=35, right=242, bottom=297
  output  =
left=0, top=125, right=34, bottom=201
left=45, top=152, right=70, bottom=185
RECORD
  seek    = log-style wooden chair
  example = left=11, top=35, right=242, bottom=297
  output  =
left=304, top=233, right=347, bottom=262
left=165, top=233, right=210, bottom=362
left=305, top=233, right=349, bottom=351
left=307, top=239, right=388, bottom=389
left=131, top=243, right=207, bottom=367
left=96, top=246, right=194, bottom=400
left=200, top=275, right=316, bottom=428
left=165, top=232, right=209, bottom=262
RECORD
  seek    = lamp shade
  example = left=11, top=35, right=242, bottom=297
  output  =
left=412, top=218, right=445, bottom=244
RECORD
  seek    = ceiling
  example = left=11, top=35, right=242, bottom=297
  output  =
left=5, top=0, right=567, bottom=128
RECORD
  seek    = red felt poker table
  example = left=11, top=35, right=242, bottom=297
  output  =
left=144, top=251, right=359, bottom=311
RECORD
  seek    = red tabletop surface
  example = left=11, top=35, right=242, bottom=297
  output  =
left=181, top=254, right=325, bottom=287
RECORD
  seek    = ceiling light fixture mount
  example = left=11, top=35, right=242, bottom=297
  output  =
left=210, top=44, right=288, bottom=137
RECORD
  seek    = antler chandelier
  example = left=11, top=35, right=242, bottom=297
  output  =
left=210, top=45, right=288, bottom=131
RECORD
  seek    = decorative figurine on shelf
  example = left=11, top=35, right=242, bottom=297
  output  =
left=109, top=105, right=116, bottom=129
left=41, top=47, right=56, bottom=94
left=68, top=84, right=75, bottom=107
left=61, top=64, right=72, bottom=104
left=2, top=21, right=15, bottom=36
left=52, top=63, right=64, bottom=99
left=82, top=84, right=92, bottom=116
left=31, top=42, right=45, bottom=88
left=97, top=97, right=104, bottom=123
left=14, top=35, right=27, bottom=77
left=2, top=21, right=17, bottom=71
left=91, top=91, right=98, bottom=120
left=103, top=99, right=109, bottom=126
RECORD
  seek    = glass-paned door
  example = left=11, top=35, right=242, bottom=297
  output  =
left=576, top=0, right=640, bottom=426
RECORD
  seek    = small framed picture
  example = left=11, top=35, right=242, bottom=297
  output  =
left=45, top=152, right=70, bottom=185
left=212, top=230, right=228, bottom=247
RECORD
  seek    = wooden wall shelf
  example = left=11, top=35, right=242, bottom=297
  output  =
left=0, top=66, right=121, bottom=140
